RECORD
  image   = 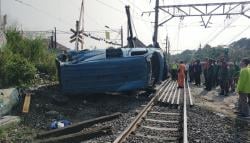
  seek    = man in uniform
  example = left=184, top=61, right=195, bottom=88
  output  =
left=194, top=60, right=202, bottom=86
left=213, top=60, right=220, bottom=87
left=203, top=58, right=209, bottom=86
left=218, top=58, right=229, bottom=96
left=232, top=62, right=241, bottom=92
left=205, top=59, right=214, bottom=91
left=189, top=61, right=194, bottom=83
left=171, top=62, right=178, bottom=80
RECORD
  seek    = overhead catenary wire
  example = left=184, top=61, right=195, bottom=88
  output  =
left=226, top=24, right=250, bottom=45
left=96, top=0, right=151, bottom=23
left=204, top=16, right=240, bottom=45
left=203, top=2, right=250, bottom=46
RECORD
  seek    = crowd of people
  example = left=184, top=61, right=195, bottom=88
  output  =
left=170, top=57, right=250, bottom=118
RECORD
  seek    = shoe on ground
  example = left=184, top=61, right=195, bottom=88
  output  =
left=219, top=92, right=224, bottom=96
left=234, top=111, right=239, bottom=114
left=240, top=116, right=250, bottom=120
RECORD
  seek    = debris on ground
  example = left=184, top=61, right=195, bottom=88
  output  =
left=50, top=120, right=72, bottom=129
left=35, top=126, right=113, bottom=143
left=37, top=112, right=121, bottom=139
left=22, top=93, right=31, bottom=113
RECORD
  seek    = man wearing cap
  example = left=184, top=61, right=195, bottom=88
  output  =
left=194, top=60, right=202, bottom=86
left=218, top=58, right=229, bottom=96
left=205, top=59, right=214, bottom=91
left=171, top=62, right=178, bottom=80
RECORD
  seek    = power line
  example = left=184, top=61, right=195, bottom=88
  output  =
left=95, top=0, right=123, bottom=14
left=227, top=25, right=250, bottom=44
left=96, top=0, right=151, bottom=23
left=127, top=0, right=144, bottom=12
left=13, top=0, right=72, bottom=26
left=205, top=16, right=240, bottom=45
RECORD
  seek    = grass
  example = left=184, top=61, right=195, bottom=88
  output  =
left=0, top=28, right=57, bottom=88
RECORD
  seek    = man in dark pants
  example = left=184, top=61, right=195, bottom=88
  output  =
left=203, top=58, right=209, bottom=86
left=205, top=59, right=214, bottom=91
left=194, top=60, right=202, bottom=86
left=189, top=61, right=194, bottom=83
left=219, top=58, right=229, bottom=96
left=213, top=60, right=220, bottom=87
left=171, top=63, right=178, bottom=80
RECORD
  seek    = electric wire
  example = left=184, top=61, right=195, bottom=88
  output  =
left=13, top=0, right=72, bottom=26
left=204, top=16, right=240, bottom=45
left=227, top=24, right=250, bottom=45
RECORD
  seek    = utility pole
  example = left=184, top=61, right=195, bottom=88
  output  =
left=165, top=35, right=170, bottom=63
left=153, top=0, right=159, bottom=48
left=51, top=30, right=54, bottom=48
left=50, top=35, right=53, bottom=49
left=0, top=0, right=2, bottom=30
left=167, top=37, right=170, bottom=64
left=75, top=20, right=80, bottom=51
left=79, top=0, right=85, bottom=50
left=54, top=27, right=57, bottom=49
left=121, top=26, right=123, bottom=48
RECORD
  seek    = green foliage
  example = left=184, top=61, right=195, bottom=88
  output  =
left=0, top=28, right=57, bottom=88
left=4, top=54, right=36, bottom=86
left=170, top=38, right=250, bottom=63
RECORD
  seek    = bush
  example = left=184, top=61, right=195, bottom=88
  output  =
left=0, top=28, right=57, bottom=87
left=4, top=54, right=36, bottom=86
left=0, top=49, right=36, bottom=87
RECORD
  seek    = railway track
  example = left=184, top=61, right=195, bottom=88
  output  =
left=113, top=79, right=193, bottom=143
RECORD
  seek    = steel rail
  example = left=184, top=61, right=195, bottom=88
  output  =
left=160, top=81, right=175, bottom=102
left=177, top=88, right=181, bottom=105
left=113, top=80, right=168, bottom=143
left=158, top=80, right=171, bottom=101
left=183, top=80, right=188, bottom=143
left=187, top=81, right=193, bottom=106
left=171, top=83, right=178, bottom=104
left=166, top=82, right=177, bottom=103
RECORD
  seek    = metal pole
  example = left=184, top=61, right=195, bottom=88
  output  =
left=50, top=35, right=53, bottom=49
left=153, top=0, right=160, bottom=48
left=0, top=0, right=2, bottom=29
left=165, top=35, right=168, bottom=55
left=81, top=0, right=85, bottom=50
left=54, top=27, right=57, bottom=49
left=121, top=26, right=123, bottom=48
left=75, top=21, right=79, bottom=51
left=168, top=40, right=170, bottom=63
left=51, top=31, right=54, bottom=48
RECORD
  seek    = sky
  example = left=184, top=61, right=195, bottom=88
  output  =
left=1, top=0, right=250, bottom=54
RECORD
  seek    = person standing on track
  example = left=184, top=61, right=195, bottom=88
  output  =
left=194, top=59, right=202, bottom=86
left=177, top=61, right=186, bottom=88
left=205, top=59, right=214, bottom=91
left=203, top=58, right=209, bottom=86
left=237, top=58, right=250, bottom=118
left=189, top=61, right=194, bottom=83
left=171, top=62, right=178, bottom=80
left=185, top=62, right=189, bottom=82
left=218, top=58, right=229, bottom=96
